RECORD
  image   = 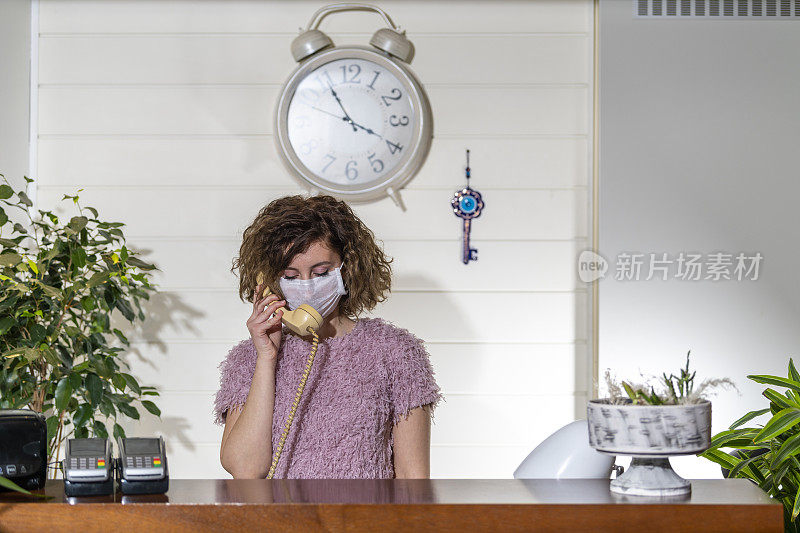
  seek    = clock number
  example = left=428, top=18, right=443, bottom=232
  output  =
left=385, top=140, right=403, bottom=155
left=345, top=160, right=358, bottom=181
left=367, top=70, right=381, bottom=90
left=381, top=88, right=402, bottom=107
left=389, top=114, right=409, bottom=127
left=299, top=88, right=320, bottom=103
left=314, top=71, right=335, bottom=92
left=368, top=153, right=384, bottom=173
left=293, top=116, right=311, bottom=128
left=322, top=154, right=336, bottom=173
left=340, top=64, right=362, bottom=84
left=300, top=140, right=318, bottom=155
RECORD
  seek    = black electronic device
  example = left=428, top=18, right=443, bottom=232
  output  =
left=62, top=437, right=114, bottom=496
left=116, top=436, right=168, bottom=495
left=0, top=409, right=47, bottom=491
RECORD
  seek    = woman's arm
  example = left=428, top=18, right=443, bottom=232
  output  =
left=392, top=403, right=433, bottom=478
left=219, top=356, right=277, bottom=478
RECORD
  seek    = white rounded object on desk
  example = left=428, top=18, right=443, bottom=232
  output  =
left=513, top=419, right=615, bottom=479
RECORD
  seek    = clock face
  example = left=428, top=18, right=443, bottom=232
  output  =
left=285, top=57, right=416, bottom=188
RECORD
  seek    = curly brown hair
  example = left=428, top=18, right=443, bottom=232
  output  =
left=231, top=194, right=393, bottom=318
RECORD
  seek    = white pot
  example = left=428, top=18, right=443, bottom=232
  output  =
left=587, top=399, right=712, bottom=456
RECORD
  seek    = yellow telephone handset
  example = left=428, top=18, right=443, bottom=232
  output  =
left=255, top=271, right=322, bottom=479
left=255, top=271, right=323, bottom=336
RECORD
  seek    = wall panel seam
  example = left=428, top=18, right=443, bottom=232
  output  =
left=128, top=339, right=589, bottom=345
left=114, top=237, right=590, bottom=242
left=184, top=440, right=564, bottom=449
left=38, top=82, right=590, bottom=88
left=39, top=32, right=592, bottom=38
left=38, top=133, right=591, bottom=140
left=128, top=339, right=588, bottom=345
left=143, top=288, right=590, bottom=294
left=151, top=390, right=587, bottom=396
left=37, top=185, right=590, bottom=191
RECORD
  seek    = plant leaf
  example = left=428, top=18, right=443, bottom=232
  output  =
left=774, top=460, right=793, bottom=487
left=28, top=324, right=46, bottom=344
left=774, top=432, right=800, bottom=468
left=99, top=396, right=115, bottom=417
left=701, top=449, right=760, bottom=481
left=121, top=373, right=141, bottom=395
left=754, top=408, right=800, bottom=443
left=729, top=455, right=759, bottom=479
left=68, top=216, right=88, bottom=233
left=749, top=374, right=800, bottom=394
left=34, top=280, right=62, bottom=301
left=141, top=400, right=160, bottom=417
left=0, top=252, right=22, bottom=266
left=112, top=328, right=129, bottom=345
left=17, top=191, right=33, bottom=207
left=117, top=402, right=140, bottom=420
left=742, top=454, right=767, bottom=484
left=45, top=415, right=58, bottom=442
left=70, top=247, right=87, bottom=269
left=85, top=373, right=103, bottom=407
left=126, top=256, right=157, bottom=270
left=622, top=381, right=638, bottom=402
left=40, top=345, right=60, bottom=367
left=114, top=298, right=135, bottom=321
left=0, top=475, right=31, bottom=494
left=112, top=374, right=126, bottom=390
left=700, top=448, right=739, bottom=470
left=72, top=403, right=92, bottom=428
left=86, top=271, right=110, bottom=289
left=55, top=376, right=72, bottom=412
left=22, top=346, right=40, bottom=364
left=0, top=316, right=15, bottom=336
left=92, top=420, right=108, bottom=439
left=764, top=388, right=798, bottom=409
left=789, top=359, right=800, bottom=383
left=709, top=429, right=757, bottom=449
left=792, top=484, right=800, bottom=520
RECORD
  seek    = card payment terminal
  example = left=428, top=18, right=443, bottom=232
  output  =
left=63, top=437, right=113, bottom=496
left=116, top=436, right=169, bottom=495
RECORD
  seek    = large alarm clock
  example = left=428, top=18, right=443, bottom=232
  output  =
left=274, top=4, right=433, bottom=209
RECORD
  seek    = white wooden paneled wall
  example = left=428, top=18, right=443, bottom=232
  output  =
left=35, top=0, right=594, bottom=478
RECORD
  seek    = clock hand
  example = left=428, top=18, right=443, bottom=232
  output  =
left=350, top=120, right=383, bottom=139
left=303, top=103, right=350, bottom=121
left=327, top=81, right=357, bottom=132
left=301, top=102, right=382, bottom=139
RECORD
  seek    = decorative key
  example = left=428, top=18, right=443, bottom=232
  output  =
left=451, top=150, right=484, bottom=265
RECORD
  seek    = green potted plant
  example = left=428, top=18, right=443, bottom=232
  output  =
left=0, top=174, right=162, bottom=491
left=700, top=359, right=800, bottom=533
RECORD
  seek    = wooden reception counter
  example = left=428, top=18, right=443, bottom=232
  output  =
left=0, top=478, right=782, bottom=532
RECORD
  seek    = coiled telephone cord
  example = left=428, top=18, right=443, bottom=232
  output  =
left=266, top=327, right=319, bottom=479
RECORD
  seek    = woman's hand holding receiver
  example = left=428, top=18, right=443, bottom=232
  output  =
left=247, top=282, right=286, bottom=362
left=221, top=283, right=284, bottom=478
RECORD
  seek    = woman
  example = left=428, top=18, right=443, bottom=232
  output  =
left=213, top=194, right=444, bottom=479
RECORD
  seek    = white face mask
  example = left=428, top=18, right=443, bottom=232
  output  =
left=279, top=262, right=347, bottom=319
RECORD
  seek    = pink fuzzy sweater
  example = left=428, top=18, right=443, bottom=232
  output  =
left=212, top=317, right=444, bottom=479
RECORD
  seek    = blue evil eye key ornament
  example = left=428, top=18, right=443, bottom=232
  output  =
left=451, top=149, right=484, bottom=264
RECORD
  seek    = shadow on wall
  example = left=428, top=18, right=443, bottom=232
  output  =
left=110, top=263, right=205, bottom=451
